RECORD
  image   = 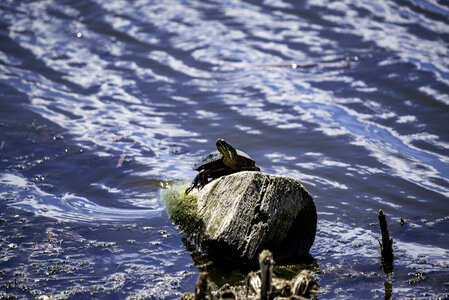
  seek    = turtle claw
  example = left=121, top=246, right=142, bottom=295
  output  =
left=185, top=185, right=193, bottom=195
left=185, top=173, right=201, bottom=195
left=185, top=181, right=206, bottom=195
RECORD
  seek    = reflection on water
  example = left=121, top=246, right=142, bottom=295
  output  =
left=1, top=0, right=448, bottom=298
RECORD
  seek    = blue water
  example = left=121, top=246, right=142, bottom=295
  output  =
left=1, top=0, right=448, bottom=298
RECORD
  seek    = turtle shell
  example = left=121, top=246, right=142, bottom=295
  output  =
left=193, top=149, right=254, bottom=171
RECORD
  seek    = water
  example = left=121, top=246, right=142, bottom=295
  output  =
left=1, top=0, right=448, bottom=298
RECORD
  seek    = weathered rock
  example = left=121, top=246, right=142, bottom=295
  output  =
left=164, top=171, right=316, bottom=263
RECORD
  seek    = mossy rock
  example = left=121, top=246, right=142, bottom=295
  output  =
left=163, top=184, right=198, bottom=226
left=163, top=172, right=316, bottom=264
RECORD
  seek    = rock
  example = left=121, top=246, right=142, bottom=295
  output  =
left=164, top=171, right=316, bottom=263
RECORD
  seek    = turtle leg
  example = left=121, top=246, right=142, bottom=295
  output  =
left=185, top=173, right=200, bottom=194
left=197, top=169, right=212, bottom=189
left=185, top=169, right=211, bottom=194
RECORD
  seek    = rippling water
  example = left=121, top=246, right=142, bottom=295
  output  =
left=1, top=0, right=448, bottom=298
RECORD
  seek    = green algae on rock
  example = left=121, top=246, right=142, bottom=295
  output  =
left=162, top=184, right=205, bottom=242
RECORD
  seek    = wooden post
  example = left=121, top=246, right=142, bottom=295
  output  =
left=378, top=209, right=394, bottom=273
left=195, top=272, right=211, bottom=300
left=259, top=250, right=274, bottom=300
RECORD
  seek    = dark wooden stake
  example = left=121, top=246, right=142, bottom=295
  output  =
left=384, top=281, right=392, bottom=300
left=378, top=209, right=394, bottom=274
left=259, top=250, right=274, bottom=300
left=195, top=272, right=211, bottom=300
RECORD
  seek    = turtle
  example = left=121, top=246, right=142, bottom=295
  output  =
left=185, top=138, right=260, bottom=194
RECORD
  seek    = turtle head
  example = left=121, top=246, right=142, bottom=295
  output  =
left=216, top=138, right=238, bottom=166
